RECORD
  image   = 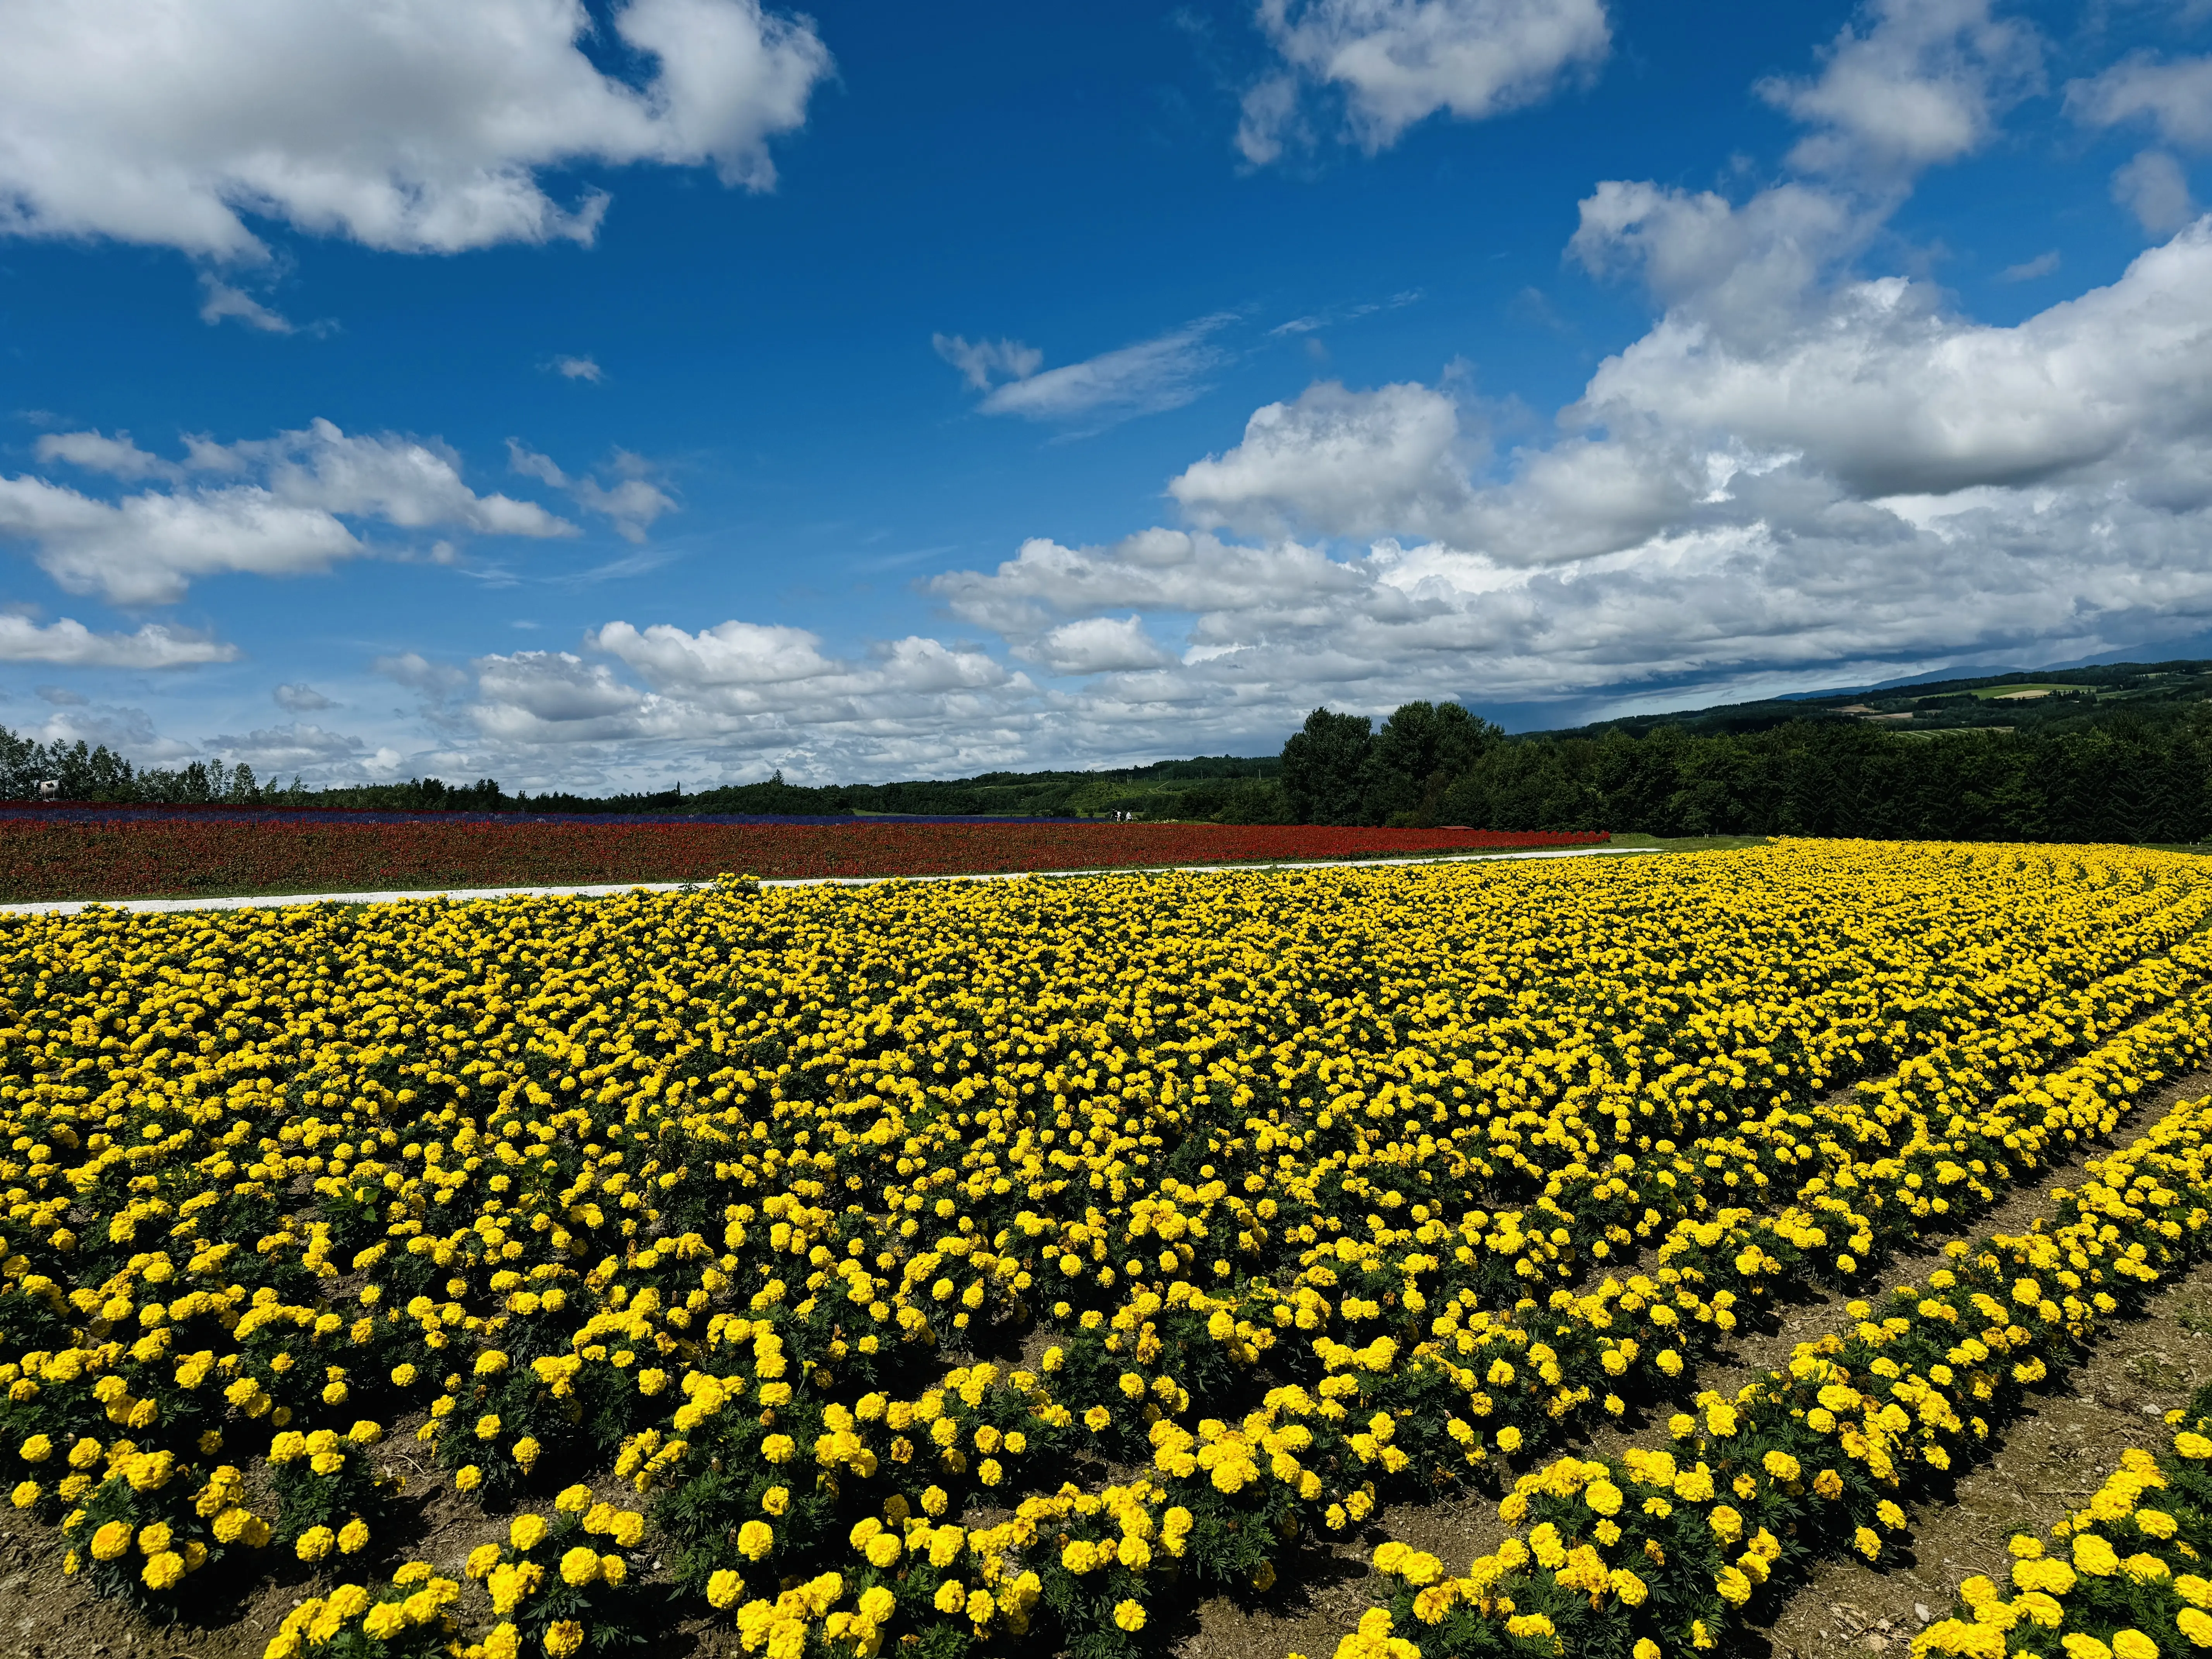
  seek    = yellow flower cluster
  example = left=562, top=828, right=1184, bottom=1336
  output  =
left=1333, top=1076, right=2212, bottom=1659
left=1913, top=1432, right=2212, bottom=1659
left=5, top=842, right=2212, bottom=1654
left=264, top=1561, right=461, bottom=1659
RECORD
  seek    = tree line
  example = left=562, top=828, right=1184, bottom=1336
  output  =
left=1265, top=701, right=2212, bottom=842
left=0, top=729, right=506, bottom=811
left=20, top=696, right=2212, bottom=842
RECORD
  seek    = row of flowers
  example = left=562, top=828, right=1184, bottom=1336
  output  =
left=0, top=820, right=1606, bottom=903
left=1319, top=1082, right=2212, bottom=1659
left=1913, top=1391, right=2212, bottom=1659
left=0, top=844, right=2207, bottom=1658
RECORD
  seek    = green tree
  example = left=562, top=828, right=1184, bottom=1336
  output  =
left=1280, top=708, right=1373, bottom=823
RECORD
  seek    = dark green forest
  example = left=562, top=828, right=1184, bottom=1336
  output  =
left=15, top=657, right=2212, bottom=842
left=1271, top=701, right=2212, bottom=842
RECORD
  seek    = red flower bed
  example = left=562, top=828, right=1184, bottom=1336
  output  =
left=0, top=818, right=1606, bottom=903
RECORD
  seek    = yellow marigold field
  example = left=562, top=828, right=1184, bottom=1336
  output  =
left=4, top=840, right=2212, bottom=1659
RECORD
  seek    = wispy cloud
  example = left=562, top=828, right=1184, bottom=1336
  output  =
left=966, top=315, right=1237, bottom=426
left=1997, top=249, right=2059, bottom=282
left=198, top=275, right=297, bottom=333
left=551, top=355, right=605, bottom=382
left=507, top=441, right=676, bottom=542
left=931, top=335, right=1042, bottom=391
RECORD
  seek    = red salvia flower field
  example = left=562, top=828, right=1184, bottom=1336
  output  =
left=0, top=814, right=1604, bottom=902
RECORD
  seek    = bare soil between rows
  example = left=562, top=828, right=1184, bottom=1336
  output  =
left=1171, top=1068, right=2212, bottom=1659
left=3, top=1081, right=2205, bottom=1659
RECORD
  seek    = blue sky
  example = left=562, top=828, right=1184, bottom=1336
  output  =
left=2, top=0, right=2209, bottom=788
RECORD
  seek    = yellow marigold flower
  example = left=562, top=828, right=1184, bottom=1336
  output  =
left=936, top=1580, right=967, bottom=1614
left=544, top=1620, right=584, bottom=1659
left=2073, top=1534, right=2121, bottom=1577
left=510, top=1514, right=549, bottom=1553
left=140, top=1551, right=185, bottom=1591
left=707, top=1569, right=744, bottom=1609
left=738, top=1520, right=774, bottom=1560
left=1114, top=1600, right=1147, bottom=1633
left=2014, top=1559, right=2077, bottom=1596
left=295, top=1527, right=334, bottom=1563
left=362, top=1604, right=407, bottom=1641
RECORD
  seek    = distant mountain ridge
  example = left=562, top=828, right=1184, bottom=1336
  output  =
left=1526, top=659, right=2212, bottom=742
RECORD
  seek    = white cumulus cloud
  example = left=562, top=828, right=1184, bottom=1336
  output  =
left=1170, top=380, right=1478, bottom=540
left=2112, top=149, right=2198, bottom=234
left=6, top=419, right=573, bottom=604
left=1017, top=616, right=1177, bottom=677
left=914, top=190, right=2212, bottom=746
left=455, top=623, right=1033, bottom=773
left=0, top=615, right=237, bottom=668
left=0, top=0, right=832, bottom=259
left=2068, top=53, right=2212, bottom=151
left=1239, top=0, right=1610, bottom=164
left=506, top=442, right=677, bottom=543
left=1757, top=0, right=2041, bottom=180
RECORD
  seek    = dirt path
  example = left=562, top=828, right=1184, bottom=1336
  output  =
left=1, top=1075, right=2200, bottom=1659
left=1171, top=1068, right=2212, bottom=1659
left=1752, top=1255, right=2212, bottom=1659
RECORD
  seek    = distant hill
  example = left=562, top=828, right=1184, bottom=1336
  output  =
left=1522, top=659, right=2212, bottom=742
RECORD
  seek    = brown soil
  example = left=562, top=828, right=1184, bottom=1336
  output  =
left=0, top=1417, right=720, bottom=1659
left=1172, top=1068, right=2212, bottom=1659
left=1752, top=1255, right=2212, bottom=1658
left=6, top=1070, right=2207, bottom=1659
